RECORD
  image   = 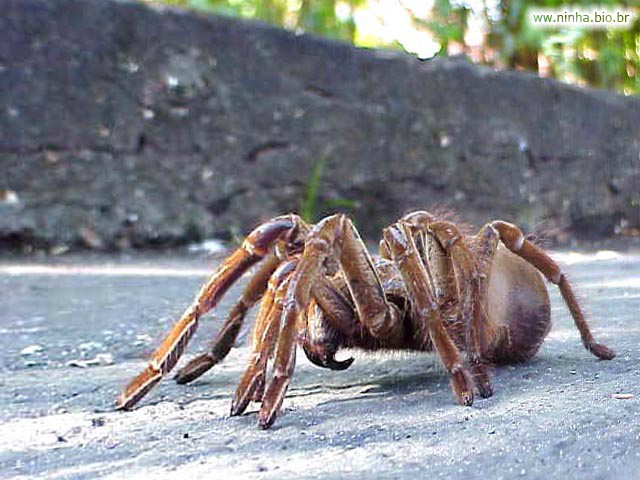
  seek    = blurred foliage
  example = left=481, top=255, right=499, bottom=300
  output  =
left=300, top=158, right=356, bottom=222
left=151, top=0, right=639, bottom=94
left=300, top=157, right=325, bottom=223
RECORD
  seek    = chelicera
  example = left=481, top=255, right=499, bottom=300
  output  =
left=116, top=211, right=615, bottom=429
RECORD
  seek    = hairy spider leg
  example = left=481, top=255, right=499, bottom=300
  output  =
left=395, top=216, right=495, bottom=398
left=115, top=214, right=305, bottom=411
left=338, top=216, right=404, bottom=341
left=425, top=220, right=496, bottom=398
left=403, top=212, right=499, bottom=396
left=465, top=223, right=501, bottom=394
left=230, top=258, right=298, bottom=416
left=258, top=214, right=405, bottom=429
left=256, top=273, right=300, bottom=429
left=174, top=253, right=282, bottom=384
left=490, top=221, right=615, bottom=360
left=382, top=221, right=475, bottom=407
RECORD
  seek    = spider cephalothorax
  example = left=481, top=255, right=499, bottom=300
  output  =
left=116, top=211, right=615, bottom=429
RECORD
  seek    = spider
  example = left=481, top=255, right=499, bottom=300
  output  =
left=115, top=211, right=615, bottom=429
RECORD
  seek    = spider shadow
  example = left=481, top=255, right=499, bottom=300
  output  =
left=290, top=360, right=451, bottom=409
left=295, top=352, right=590, bottom=413
left=223, top=349, right=612, bottom=433
left=141, top=349, right=607, bottom=431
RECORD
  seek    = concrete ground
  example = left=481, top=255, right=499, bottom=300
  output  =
left=0, top=250, right=638, bottom=479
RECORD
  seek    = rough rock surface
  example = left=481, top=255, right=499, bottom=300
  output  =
left=1, top=0, right=639, bottom=251
left=0, top=252, right=639, bottom=478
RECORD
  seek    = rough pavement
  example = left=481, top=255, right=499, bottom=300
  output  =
left=0, top=251, right=639, bottom=479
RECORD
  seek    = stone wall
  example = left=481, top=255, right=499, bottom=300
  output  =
left=2, top=0, right=639, bottom=251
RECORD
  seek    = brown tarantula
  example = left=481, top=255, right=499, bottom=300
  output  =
left=116, top=211, right=615, bottom=429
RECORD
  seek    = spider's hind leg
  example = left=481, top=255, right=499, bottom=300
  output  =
left=491, top=221, right=615, bottom=360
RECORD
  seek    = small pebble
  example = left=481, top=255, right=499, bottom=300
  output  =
left=20, top=345, right=44, bottom=356
left=91, top=417, right=106, bottom=427
left=612, top=393, right=634, bottom=400
left=66, top=353, right=114, bottom=368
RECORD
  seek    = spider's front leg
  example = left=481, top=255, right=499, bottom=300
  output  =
left=115, top=215, right=306, bottom=411
left=230, top=258, right=299, bottom=417
left=258, top=214, right=406, bottom=428
left=255, top=221, right=336, bottom=428
left=383, top=221, right=475, bottom=406
left=174, top=253, right=281, bottom=385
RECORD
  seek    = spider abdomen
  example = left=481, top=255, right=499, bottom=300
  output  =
left=486, top=244, right=552, bottom=363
